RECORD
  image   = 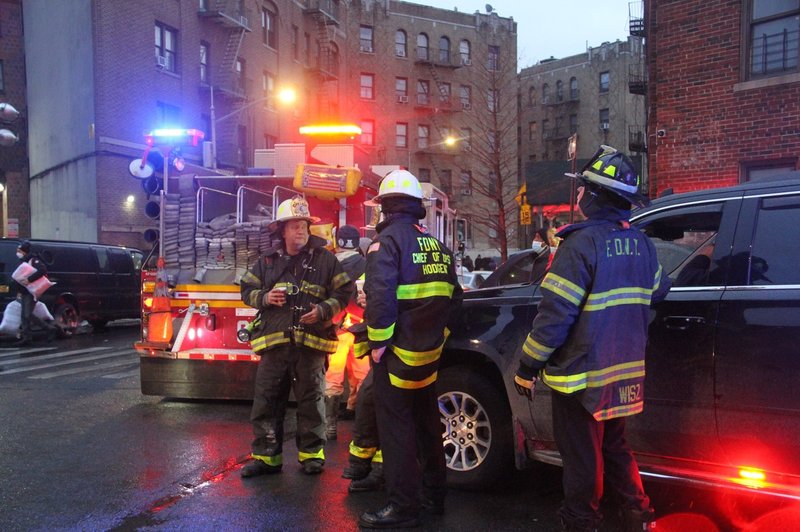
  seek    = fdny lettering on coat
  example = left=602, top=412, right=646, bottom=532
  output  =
left=605, top=237, right=640, bottom=258
left=618, top=383, right=642, bottom=404
left=412, top=236, right=451, bottom=275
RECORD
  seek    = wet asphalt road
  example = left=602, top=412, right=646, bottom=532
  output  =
left=0, top=323, right=794, bottom=531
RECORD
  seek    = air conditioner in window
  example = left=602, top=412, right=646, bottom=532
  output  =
left=461, top=58, right=472, bottom=66
left=397, top=95, right=409, bottom=104
left=156, top=55, right=169, bottom=68
left=239, top=16, right=248, bottom=27
left=601, top=123, right=610, bottom=131
left=461, top=102, right=471, bottom=110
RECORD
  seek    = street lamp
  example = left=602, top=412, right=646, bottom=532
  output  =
left=0, top=102, right=20, bottom=147
left=209, top=85, right=296, bottom=169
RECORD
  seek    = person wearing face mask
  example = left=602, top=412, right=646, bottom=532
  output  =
left=239, top=196, right=353, bottom=477
left=13, top=241, right=57, bottom=346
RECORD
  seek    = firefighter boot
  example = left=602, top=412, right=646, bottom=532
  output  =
left=348, top=462, right=384, bottom=493
left=342, top=456, right=371, bottom=480
left=324, top=394, right=340, bottom=440
left=622, top=507, right=656, bottom=531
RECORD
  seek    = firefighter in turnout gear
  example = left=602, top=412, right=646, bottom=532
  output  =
left=324, top=224, right=369, bottom=440
left=341, top=279, right=384, bottom=493
left=358, top=170, right=463, bottom=529
left=514, top=146, right=670, bottom=532
left=240, top=196, right=353, bottom=477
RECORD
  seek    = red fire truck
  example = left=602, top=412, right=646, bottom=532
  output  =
left=135, top=143, right=455, bottom=400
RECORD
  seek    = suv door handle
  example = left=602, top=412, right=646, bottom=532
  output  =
left=663, top=316, right=706, bottom=330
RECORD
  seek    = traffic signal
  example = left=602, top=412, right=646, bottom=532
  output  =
left=144, top=199, right=160, bottom=220
left=142, top=175, right=163, bottom=196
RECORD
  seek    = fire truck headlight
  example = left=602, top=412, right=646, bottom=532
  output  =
left=205, top=314, right=216, bottom=331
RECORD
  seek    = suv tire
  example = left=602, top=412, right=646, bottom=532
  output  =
left=54, top=302, right=79, bottom=338
left=437, top=366, right=513, bottom=488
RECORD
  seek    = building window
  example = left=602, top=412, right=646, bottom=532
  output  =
left=418, top=124, right=430, bottom=149
left=304, top=32, right=311, bottom=65
left=460, top=170, right=472, bottom=195
left=157, top=101, right=181, bottom=125
left=360, top=25, right=374, bottom=53
left=235, top=58, right=245, bottom=92
left=396, top=122, right=408, bottom=148
left=743, top=160, right=796, bottom=181
left=460, top=127, right=472, bottom=151
left=599, top=71, right=610, bottom=92
left=360, top=119, right=375, bottom=146
left=262, top=5, right=277, bottom=49
left=199, top=42, right=209, bottom=83
left=528, top=86, right=536, bottom=106
left=263, top=71, right=275, bottom=109
left=488, top=89, right=498, bottom=112
left=439, top=36, right=451, bottom=64
left=749, top=0, right=800, bottom=77
left=292, top=25, right=299, bottom=60
left=556, top=80, right=564, bottom=102
left=395, top=77, right=408, bottom=100
left=459, top=85, right=472, bottom=109
left=417, top=79, right=430, bottom=105
left=569, top=113, right=578, bottom=134
left=459, top=39, right=471, bottom=65
left=360, top=73, right=375, bottom=99
left=542, top=83, right=550, bottom=104
left=439, top=82, right=451, bottom=104
left=418, top=168, right=431, bottom=182
left=599, top=108, right=610, bottom=131
left=155, top=22, right=177, bottom=72
left=395, top=30, right=407, bottom=57
left=542, top=119, right=550, bottom=140
left=440, top=169, right=452, bottom=195
left=417, top=33, right=429, bottom=61
left=487, top=45, right=499, bottom=71
left=528, top=121, right=537, bottom=141
left=570, top=77, right=578, bottom=99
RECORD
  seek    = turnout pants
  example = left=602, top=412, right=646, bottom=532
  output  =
left=349, top=368, right=381, bottom=463
left=250, top=344, right=327, bottom=464
left=324, top=330, right=370, bottom=409
left=551, top=390, right=650, bottom=528
left=372, top=353, right=446, bottom=512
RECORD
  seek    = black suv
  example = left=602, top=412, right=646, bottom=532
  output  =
left=437, top=177, right=800, bottom=500
left=0, top=239, right=144, bottom=336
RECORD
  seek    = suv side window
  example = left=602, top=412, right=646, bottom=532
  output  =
left=637, top=204, right=723, bottom=287
left=95, top=248, right=111, bottom=273
left=749, top=196, right=800, bottom=285
left=108, top=248, right=133, bottom=274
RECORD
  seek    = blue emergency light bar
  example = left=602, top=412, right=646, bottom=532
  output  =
left=145, top=128, right=205, bottom=147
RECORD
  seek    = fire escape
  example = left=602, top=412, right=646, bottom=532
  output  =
left=628, top=0, right=647, bottom=154
left=199, top=0, right=252, bottom=167
left=413, top=44, right=462, bottom=193
left=303, top=0, right=340, bottom=120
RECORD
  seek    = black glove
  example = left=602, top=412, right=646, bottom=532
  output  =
left=514, top=362, right=537, bottom=400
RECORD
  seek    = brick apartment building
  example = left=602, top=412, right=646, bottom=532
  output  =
left=0, top=0, right=29, bottom=238
left=18, top=0, right=517, bottom=256
left=644, top=0, right=800, bottom=196
left=517, top=36, right=646, bottom=243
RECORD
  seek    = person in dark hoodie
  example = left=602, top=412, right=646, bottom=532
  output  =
left=239, top=196, right=353, bottom=477
left=323, top=224, right=369, bottom=439
left=514, top=146, right=670, bottom=532
left=13, top=240, right=57, bottom=346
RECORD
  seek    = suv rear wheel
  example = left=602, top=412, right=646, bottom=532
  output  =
left=437, top=366, right=513, bottom=488
left=54, top=302, right=79, bottom=338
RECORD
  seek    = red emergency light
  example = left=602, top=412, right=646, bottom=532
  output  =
left=299, top=124, right=362, bottom=136
left=145, top=128, right=205, bottom=147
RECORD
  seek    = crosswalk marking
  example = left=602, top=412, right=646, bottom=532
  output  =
left=0, top=346, right=110, bottom=367
left=0, top=346, right=56, bottom=359
left=30, top=357, right=137, bottom=379
left=0, top=348, right=136, bottom=375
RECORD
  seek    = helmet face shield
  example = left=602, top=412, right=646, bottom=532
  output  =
left=566, top=145, right=649, bottom=208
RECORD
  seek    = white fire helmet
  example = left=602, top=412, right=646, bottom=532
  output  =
left=375, top=169, right=423, bottom=202
left=269, top=196, right=320, bottom=232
